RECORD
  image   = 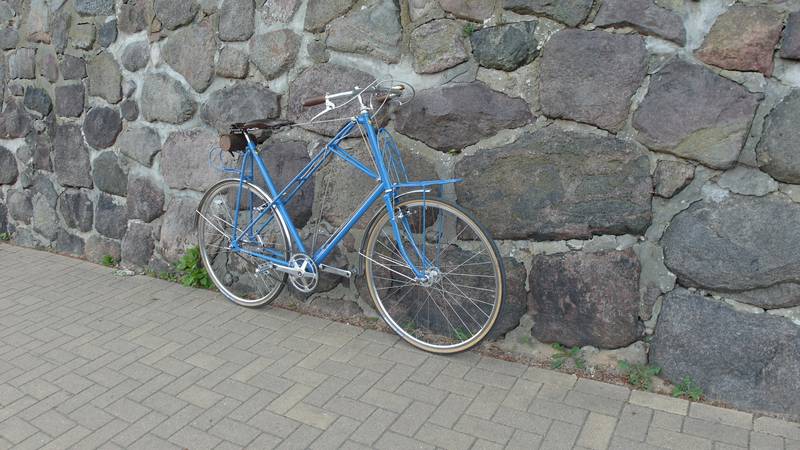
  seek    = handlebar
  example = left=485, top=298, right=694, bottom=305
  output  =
left=301, top=85, right=405, bottom=109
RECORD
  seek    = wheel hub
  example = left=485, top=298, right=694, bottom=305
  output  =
left=418, top=268, right=442, bottom=287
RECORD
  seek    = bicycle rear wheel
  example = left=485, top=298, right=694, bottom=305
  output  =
left=197, top=179, right=291, bottom=307
left=363, top=197, right=504, bottom=353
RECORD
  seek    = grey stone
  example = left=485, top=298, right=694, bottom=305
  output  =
left=121, top=40, right=149, bottom=71
left=83, top=107, right=122, bottom=149
left=540, top=29, right=646, bottom=132
left=263, top=0, right=300, bottom=23
left=127, top=174, right=164, bottom=222
left=410, top=19, right=469, bottom=74
left=87, top=52, right=122, bottom=103
left=306, top=39, right=329, bottom=64
left=7, top=190, right=32, bottom=223
left=29, top=174, right=57, bottom=208
left=470, top=21, right=538, bottom=72
left=140, top=73, right=196, bottom=124
left=55, top=230, right=84, bottom=255
left=487, top=257, right=527, bottom=340
left=287, top=63, right=375, bottom=137
left=92, top=151, right=128, bottom=196
left=219, top=0, right=254, bottom=41
left=154, top=0, right=198, bottom=30
left=634, top=60, right=760, bottom=169
left=663, top=195, right=800, bottom=308
left=216, top=47, right=248, bottom=78
left=25, top=0, right=48, bottom=42
left=757, top=90, right=800, bottom=184
left=84, top=235, right=121, bottom=264
left=36, top=48, right=58, bottom=82
left=69, top=21, right=95, bottom=49
left=159, top=195, right=198, bottom=262
left=118, top=0, right=152, bottom=34
left=75, top=0, right=114, bottom=15
left=454, top=126, right=652, bottom=240
left=161, top=128, right=224, bottom=191
left=652, top=288, right=800, bottom=417
left=60, top=54, right=86, bottom=79
left=50, top=11, right=70, bottom=53
left=122, top=221, right=155, bottom=266
left=0, top=98, right=31, bottom=138
left=59, top=189, right=94, bottom=232
left=53, top=123, right=92, bottom=188
left=304, top=0, right=355, bottom=32
left=256, top=141, right=313, bottom=227
left=201, top=81, right=279, bottom=133
left=8, top=48, right=35, bottom=79
left=118, top=126, right=161, bottom=167
left=98, top=19, right=117, bottom=47
left=32, top=195, right=57, bottom=240
left=25, top=132, right=53, bottom=171
left=54, top=84, right=85, bottom=118
left=530, top=250, right=643, bottom=349
left=0, top=1, right=13, bottom=21
left=326, top=0, right=402, bottom=64
left=717, top=166, right=778, bottom=196
left=394, top=82, right=532, bottom=151
left=781, top=12, right=800, bottom=60
left=162, top=22, right=216, bottom=92
left=408, top=0, right=444, bottom=24
left=120, top=99, right=138, bottom=121
left=438, top=0, right=496, bottom=22
left=0, top=27, right=18, bottom=49
left=23, top=87, right=51, bottom=117
left=0, top=146, right=18, bottom=184
left=594, top=0, right=685, bottom=45
left=249, top=29, right=300, bottom=80
left=503, top=0, right=593, bottom=27
left=95, top=193, right=128, bottom=239
left=0, top=202, right=6, bottom=234
left=654, top=160, right=694, bottom=198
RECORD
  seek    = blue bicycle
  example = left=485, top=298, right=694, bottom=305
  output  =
left=196, top=81, right=505, bottom=353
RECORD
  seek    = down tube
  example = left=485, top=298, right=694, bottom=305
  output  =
left=313, top=185, right=384, bottom=264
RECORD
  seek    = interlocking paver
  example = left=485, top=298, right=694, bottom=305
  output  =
left=390, top=401, right=436, bottom=436
left=541, top=420, right=582, bottom=449
left=285, top=402, right=338, bottom=430
left=576, top=412, right=617, bottom=450
left=615, top=403, right=653, bottom=442
left=647, top=426, right=713, bottom=449
left=324, top=396, right=376, bottom=421
left=749, top=431, right=784, bottom=449
left=630, top=390, right=689, bottom=416
left=683, top=416, right=751, bottom=447
left=0, top=245, right=795, bottom=450
left=169, top=426, right=222, bottom=450
left=455, top=414, right=515, bottom=444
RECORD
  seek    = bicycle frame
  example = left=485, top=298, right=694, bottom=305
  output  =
left=228, top=111, right=460, bottom=280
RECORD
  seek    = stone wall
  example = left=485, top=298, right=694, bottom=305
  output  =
left=0, top=0, right=799, bottom=417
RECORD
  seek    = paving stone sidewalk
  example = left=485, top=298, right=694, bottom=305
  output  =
left=0, top=244, right=798, bottom=450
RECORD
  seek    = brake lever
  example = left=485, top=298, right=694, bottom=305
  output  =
left=309, top=97, right=336, bottom=122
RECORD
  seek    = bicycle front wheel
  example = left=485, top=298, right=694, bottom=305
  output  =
left=363, top=197, right=505, bottom=353
left=197, top=179, right=291, bottom=307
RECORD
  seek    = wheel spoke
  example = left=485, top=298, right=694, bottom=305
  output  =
left=365, top=198, right=502, bottom=353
